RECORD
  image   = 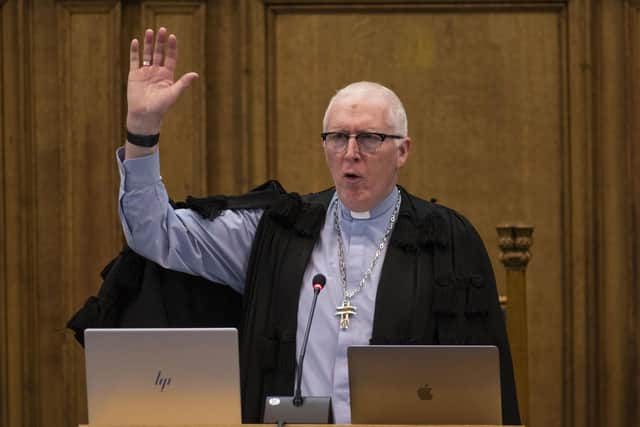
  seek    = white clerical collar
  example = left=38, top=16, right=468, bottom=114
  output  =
left=336, top=187, right=399, bottom=221
left=350, top=210, right=371, bottom=219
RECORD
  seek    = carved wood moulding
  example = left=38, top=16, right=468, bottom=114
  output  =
left=625, top=2, right=640, bottom=425
left=55, top=0, right=119, bottom=10
left=1, top=0, right=37, bottom=425
left=265, top=0, right=566, bottom=5
left=55, top=3, right=123, bottom=425
left=496, top=224, right=534, bottom=270
left=56, top=0, right=122, bottom=286
left=141, top=1, right=207, bottom=199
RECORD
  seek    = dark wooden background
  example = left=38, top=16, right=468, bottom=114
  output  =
left=0, top=1, right=638, bottom=427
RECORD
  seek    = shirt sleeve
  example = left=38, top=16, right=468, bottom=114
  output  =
left=116, top=147, right=262, bottom=294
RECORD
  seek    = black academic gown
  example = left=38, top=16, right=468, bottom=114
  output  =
left=68, top=183, right=520, bottom=425
left=238, top=186, right=520, bottom=424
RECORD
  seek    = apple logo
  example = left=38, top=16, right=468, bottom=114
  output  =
left=417, top=384, right=433, bottom=400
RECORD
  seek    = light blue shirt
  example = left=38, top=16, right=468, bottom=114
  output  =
left=118, top=148, right=399, bottom=423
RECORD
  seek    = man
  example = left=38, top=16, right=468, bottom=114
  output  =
left=119, top=27, right=520, bottom=424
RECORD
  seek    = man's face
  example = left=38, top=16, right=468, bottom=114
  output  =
left=323, top=94, right=410, bottom=212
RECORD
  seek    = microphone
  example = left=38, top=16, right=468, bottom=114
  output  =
left=263, top=273, right=333, bottom=424
left=293, top=274, right=326, bottom=406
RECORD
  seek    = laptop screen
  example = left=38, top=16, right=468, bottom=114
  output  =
left=348, top=345, right=502, bottom=425
left=84, top=328, right=241, bottom=425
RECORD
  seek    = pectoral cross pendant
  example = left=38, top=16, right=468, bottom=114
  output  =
left=336, top=299, right=357, bottom=329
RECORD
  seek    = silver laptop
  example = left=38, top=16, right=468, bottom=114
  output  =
left=84, top=328, right=241, bottom=425
left=348, top=345, right=502, bottom=425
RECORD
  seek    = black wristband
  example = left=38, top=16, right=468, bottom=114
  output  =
left=126, top=131, right=159, bottom=147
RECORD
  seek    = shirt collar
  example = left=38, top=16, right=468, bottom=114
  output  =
left=333, top=187, right=399, bottom=221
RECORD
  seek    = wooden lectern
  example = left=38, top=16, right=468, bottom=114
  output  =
left=80, top=424, right=525, bottom=427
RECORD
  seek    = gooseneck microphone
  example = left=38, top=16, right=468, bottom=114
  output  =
left=262, top=273, right=333, bottom=425
left=293, top=273, right=326, bottom=406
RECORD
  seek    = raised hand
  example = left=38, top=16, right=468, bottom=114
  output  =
left=127, top=27, right=198, bottom=135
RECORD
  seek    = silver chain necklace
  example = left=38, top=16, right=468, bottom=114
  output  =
left=334, top=188, right=401, bottom=329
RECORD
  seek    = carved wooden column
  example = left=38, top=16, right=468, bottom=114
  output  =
left=496, top=224, right=533, bottom=425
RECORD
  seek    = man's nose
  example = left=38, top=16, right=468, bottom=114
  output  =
left=344, top=136, right=361, bottom=159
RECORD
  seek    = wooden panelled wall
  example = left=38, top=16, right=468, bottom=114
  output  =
left=0, top=1, right=637, bottom=427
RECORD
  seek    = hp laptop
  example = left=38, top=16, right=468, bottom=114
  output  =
left=84, top=328, right=241, bottom=425
left=348, top=345, right=502, bottom=425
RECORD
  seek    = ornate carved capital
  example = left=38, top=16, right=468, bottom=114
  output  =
left=496, top=224, right=534, bottom=270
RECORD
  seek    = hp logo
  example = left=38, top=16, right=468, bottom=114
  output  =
left=154, top=370, right=171, bottom=391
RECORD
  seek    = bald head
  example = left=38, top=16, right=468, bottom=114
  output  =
left=322, top=82, right=408, bottom=136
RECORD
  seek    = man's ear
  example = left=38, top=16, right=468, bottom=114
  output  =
left=396, top=137, right=411, bottom=167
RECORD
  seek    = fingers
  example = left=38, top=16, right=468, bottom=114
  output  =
left=152, top=27, right=167, bottom=66
left=164, top=34, right=178, bottom=72
left=172, top=72, right=200, bottom=97
left=142, top=29, right=153, bottom=66
left=133, top=28, right=191, bottom=85
left=129, top=38, right=140, bottom=71
left=137, top=28, right=171, bottom=68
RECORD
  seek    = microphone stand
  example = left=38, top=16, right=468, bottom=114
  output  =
left=263, top=274, right=333, bottom=425
left=293, top=285, right=321, bottom=406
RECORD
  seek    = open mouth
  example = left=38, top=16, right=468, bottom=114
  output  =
left=344, top=172, right=361, bottom=181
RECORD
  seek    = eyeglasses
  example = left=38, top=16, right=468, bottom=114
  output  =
left=321, top=131, right=405, bottom=154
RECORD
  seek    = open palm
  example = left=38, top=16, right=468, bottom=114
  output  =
left=127, top=28, right=198, bottom=135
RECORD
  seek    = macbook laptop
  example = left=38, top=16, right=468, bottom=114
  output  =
left=84, top=328, right=241, bottom=425
left=348, top=345, right=502, bottom=425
